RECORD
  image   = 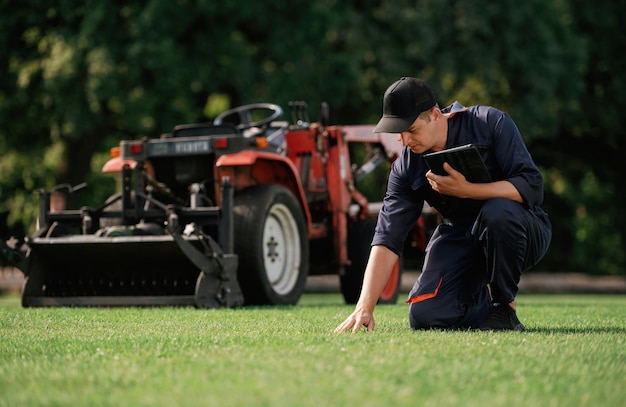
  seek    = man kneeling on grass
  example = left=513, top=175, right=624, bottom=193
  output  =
left=335, top=77, right=552, bottom=333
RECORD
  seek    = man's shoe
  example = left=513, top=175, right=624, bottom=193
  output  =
left=479, top=303, right=525, bottom=331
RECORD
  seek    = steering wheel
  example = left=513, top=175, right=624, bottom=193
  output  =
left=213, top=103, right=283, bottom=130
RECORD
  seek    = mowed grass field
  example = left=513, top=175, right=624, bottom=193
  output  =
left=0, top=293, right=624, bottom=407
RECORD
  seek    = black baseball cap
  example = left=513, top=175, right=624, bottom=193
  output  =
left=373, top=77, right=437, bottom=133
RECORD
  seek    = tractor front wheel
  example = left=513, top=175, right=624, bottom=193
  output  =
left=233, top=185, right=309, bottom=305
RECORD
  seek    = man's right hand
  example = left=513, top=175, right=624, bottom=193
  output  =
left=334, top=308, right=375, bottom=333
left=333, top=245, right=399, bottom=334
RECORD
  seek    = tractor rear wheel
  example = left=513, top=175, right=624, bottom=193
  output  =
left=233, top=185, right=309, bottom=305
left=340, top=218, right=402, bottom=305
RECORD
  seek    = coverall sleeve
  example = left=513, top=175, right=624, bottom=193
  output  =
left=371, top=155, right=424, bottom=256
left=490, top=111, right=544, bottom=207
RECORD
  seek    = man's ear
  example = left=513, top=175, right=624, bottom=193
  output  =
left=431, top=107, right=442, bottom=121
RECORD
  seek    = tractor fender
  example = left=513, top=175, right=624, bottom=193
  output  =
left=215, top=150, right=312, bottom=232
left=102, top=157, right=137, bottom=173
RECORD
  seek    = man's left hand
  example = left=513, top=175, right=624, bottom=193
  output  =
left=426, top=162, right=472, bottom=198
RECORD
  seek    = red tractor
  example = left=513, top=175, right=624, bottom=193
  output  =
left=9, top=102, right=436, bottom=307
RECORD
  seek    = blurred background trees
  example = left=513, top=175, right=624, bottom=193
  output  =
left=1, top=0, right=624, bottom=275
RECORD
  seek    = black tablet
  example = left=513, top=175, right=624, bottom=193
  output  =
left=423, top=144, right=492, bottom=183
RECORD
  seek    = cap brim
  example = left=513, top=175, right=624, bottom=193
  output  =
left=373, top=115, right=417, bottom=133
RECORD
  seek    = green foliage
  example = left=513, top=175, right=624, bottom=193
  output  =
left=0, top=294, right=625, bottom=407
left=542, top=167, right=624, bottom=275
left=0, top=0, right=624, bottom=274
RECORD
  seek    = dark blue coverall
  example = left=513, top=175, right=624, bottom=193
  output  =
left=371, top=102, right=552, bottom=329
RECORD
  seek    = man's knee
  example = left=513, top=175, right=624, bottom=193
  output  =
left=408, top=300, right=462, bottom=330
left=409, top=303, right=437, bottom=329
left=474, top=198, right=526, bottom=238
left=408, top=289, right=490, bottom=330
left=480, top=198, right=523, bottom=224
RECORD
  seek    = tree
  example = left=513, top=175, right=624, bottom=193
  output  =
left=0, top=0, right=623, bottom=275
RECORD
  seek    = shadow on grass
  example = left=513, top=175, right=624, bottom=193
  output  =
left=526, top=326, right=626, bottom=334
left=521, top=302, right=622, bottom=309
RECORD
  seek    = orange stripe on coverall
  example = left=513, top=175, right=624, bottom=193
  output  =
left=406, top=277, right=443, bottom=304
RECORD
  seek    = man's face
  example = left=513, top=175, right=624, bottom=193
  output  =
left=398, top=110, right=441, bottom=154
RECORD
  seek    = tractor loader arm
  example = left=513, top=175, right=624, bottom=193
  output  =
left=165, top=211, right=243, bottom=308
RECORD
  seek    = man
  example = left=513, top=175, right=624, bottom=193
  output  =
left=335, top=77, right=551, bottom=332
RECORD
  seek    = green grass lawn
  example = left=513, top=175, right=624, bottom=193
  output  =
left=0, top=293, right=624, bottom=407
